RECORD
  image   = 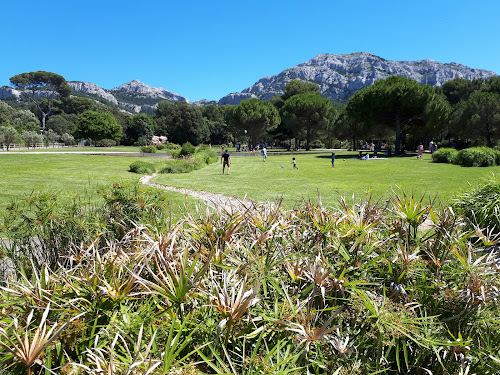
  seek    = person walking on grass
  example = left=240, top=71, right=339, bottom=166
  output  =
left=221, top=150, right=230, bottom=175
left=292, top=157, right=298, bottom=169
left=331, top=152, right=335, bottom=168
left=262, top=147, right=267, bottom=162
left=417, top=144, right=424, bottom=159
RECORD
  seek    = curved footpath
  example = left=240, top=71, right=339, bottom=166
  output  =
left=140, top=174, right=254, bottom=212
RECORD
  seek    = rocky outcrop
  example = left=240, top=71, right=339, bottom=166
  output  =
left=241, top=52, right=498, bottom=102
left=192, top=99, right=218, bottom=107
left=218, top=92, right=258, bottom=106
left=112, top=80, right=189, bottom=102
left=0, top=86, right=20, bottom=99
left=68, top=81, right=118, bottom=105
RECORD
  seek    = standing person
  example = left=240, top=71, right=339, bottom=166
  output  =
left=221, top=150, right=230, bottom=175
left=431, top=142, right=437, bottom=154
left=292, top=157, right=298, bottom=169
left=331, top=152, right=335, bottom=168
left=262, top=147, right=267, bottom=162
left=417, top=144, right=424, bottom=159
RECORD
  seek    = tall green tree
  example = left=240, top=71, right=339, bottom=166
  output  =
left=344, top=76, right=449, bottom=153
left=231, top=99, right=280, bottom=146
left=280, top=94, right=337, bottom=150
left=282, top=80, right=321, bottom=101
left=123, top=114, right=154, bottom=146
left=155, top=101, right=208, bottom=145
left=0, top=126, right=18, bottom=150
left=74, top=111, right=122, bottom=145
left=202, top=105, right=231, bottom=145
left=440, top=77, right=485, bottom=105
left=452, top=91, right=500, bottom=147
left=9, top=71, right=71, bottom=133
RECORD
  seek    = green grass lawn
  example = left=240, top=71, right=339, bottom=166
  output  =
left=9, top=145, right=168, bottom=153
left=153, top=151, right=500, bottom=207
left=0, top=154, right=195, bottom=212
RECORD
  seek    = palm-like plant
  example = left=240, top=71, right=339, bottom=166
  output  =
left=0, top=304, right=82, bottom=375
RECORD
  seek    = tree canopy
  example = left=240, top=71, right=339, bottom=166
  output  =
left=344, top=76, right=449, bottom=153
left=451, top=91, right=500, bottom=147
left=155, top=101, right=208, bottom=145
left=74, top=111, right=122, bottom=145
left=123, top=114, right=154, bottom=146
left=280, top=93, right=337, bottom=150
left=9, top=71, right=71, bottom=133
left=231, top=98, right=280, bottom=146
left=282, top=80, right=321, bottom=101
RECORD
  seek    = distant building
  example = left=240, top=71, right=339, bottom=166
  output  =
left=151, top=136, right=167, bottom=145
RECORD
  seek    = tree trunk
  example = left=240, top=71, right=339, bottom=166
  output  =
left=395, top=113, right=401, bottom=154
left=487, top=133, right=492, bottom=148
left=352, top=136, right=357, bottom=151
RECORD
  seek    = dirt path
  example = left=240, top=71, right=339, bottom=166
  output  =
left=140, top=174, right=255, bottom=212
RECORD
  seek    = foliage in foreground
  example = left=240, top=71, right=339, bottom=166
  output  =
left=454, top=175, right=500, bottom=235
left=0, top=190, right=499, bottom=374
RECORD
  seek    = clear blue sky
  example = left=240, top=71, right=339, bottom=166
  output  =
left=1, top=0, right=498, bottom=102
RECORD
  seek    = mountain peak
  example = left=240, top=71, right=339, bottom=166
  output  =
left=241, top=53, right=497, bottom=103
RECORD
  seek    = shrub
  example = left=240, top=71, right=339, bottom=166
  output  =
left=453, top=147, right=500, bottom=167
left=165, top=142, right=181, bottom=150
left=155, top=143, right=166, bottom=150
left=431, top=148, right=458, bottom=163
left=140, top=145, right=156, bottom=153
left=194, top=149, right=218, bottom=165
left=453, top=176, right=500, bottom=234
left=134, top=137, right=149, bottom=147
left=179, top=142, right=196, bottom=157
left=160, top=159, right=202, bottom=174
left=129, top=161, right=156, bottom=174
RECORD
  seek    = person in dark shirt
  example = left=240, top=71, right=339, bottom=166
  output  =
left=221, top=150, right=231, bottom=175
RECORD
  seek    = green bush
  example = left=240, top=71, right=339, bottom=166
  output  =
left=194, top=149, right=218, bottom=165
left=431, top=148, right=458, bottom=163
left=134, top=137, right=149, bottom=147
left=453, top=176, right=500, bottom=234
left=160, top=159, right=202, bottom=174
left=129, top=161, right=156, bottom=174
left=453, top=147, right=500, bottom=167
left=155, top=143, right=166, bottom=150
left=179, top=142, right=196, bottom=157
left=140, top=145, right=156, bottom=153
left=165, top=142, right=181, bottom=150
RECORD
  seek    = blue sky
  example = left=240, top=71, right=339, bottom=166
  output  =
left=1, top=0, right=498, bottom=101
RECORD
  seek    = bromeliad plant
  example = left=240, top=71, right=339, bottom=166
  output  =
left=0, top=187, right=499, bottom=374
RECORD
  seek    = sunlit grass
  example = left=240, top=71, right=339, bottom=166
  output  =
left=153, top=151, right=500, bottom=207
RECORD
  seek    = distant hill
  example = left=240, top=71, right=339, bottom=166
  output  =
left=218, top=52, right=497, bottom=104
left=1, top=52, right=497, bottom=111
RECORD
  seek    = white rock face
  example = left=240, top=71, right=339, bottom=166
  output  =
left=112, top=80, right=189, bottom=102
left=241, top=52, right=498, bottom=101
left=0, top=86, right=20, bottom=99
left=68, top=81, right=118, bottom=105
left=218, top=92, right=258, bottom=106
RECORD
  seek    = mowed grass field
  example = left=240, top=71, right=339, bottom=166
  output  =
left=1, top=151, right=499, bottom=213
left=154, top=151, right=500, bottom=207
left=0, top=153, right=194, bottom=212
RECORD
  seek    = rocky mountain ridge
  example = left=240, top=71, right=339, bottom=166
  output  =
left=237, top=52, right=497, bottom=103
left=1, top=52, right=497, bottom=110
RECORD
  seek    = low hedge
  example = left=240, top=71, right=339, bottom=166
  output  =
left=140, top=145, right=156, bottom=153
left=129, top=161, right=156, bottom=174
left=432, top=148, right=458, bottom=163
left=453, top=147, right=500, bottom=167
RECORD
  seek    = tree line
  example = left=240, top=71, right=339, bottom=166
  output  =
left=1, top=70, right=499, bottom=151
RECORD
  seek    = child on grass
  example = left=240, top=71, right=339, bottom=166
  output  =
left=292, top=157, right=298, bottom=169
